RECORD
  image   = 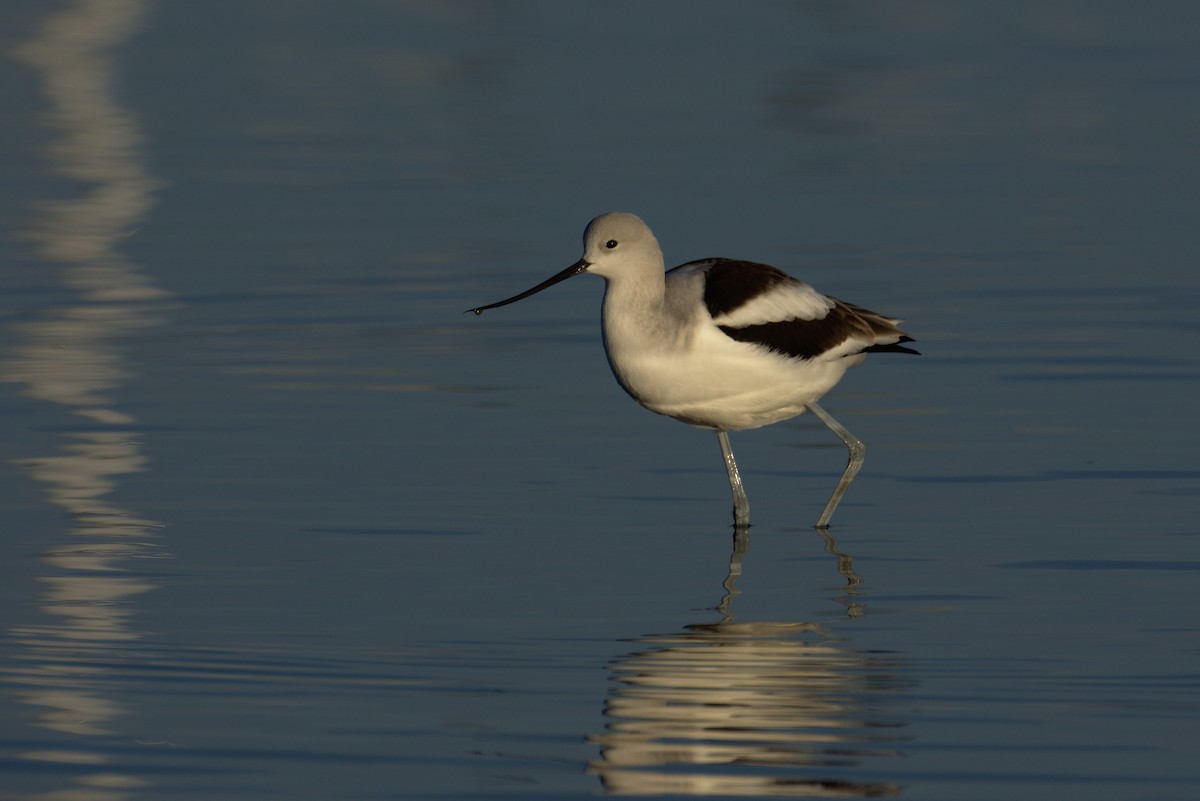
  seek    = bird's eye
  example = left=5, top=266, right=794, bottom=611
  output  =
left=605, top=239, right=618, bottom=249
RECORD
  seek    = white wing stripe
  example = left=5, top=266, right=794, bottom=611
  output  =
left=710, top=281, right=834, bottom=327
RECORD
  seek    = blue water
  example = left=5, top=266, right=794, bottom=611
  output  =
left=2, top=2, right=1198, bottom=799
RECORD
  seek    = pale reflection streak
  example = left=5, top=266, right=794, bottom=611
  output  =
left=3, top=0, right=167, bottom=798
left=590, top=532, right=907, bottom=797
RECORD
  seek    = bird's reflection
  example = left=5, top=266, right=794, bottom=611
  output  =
left=590, top=529, right=908, bottom=797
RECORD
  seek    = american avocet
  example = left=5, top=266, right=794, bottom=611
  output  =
left=470, top=212, right=917, bottom=528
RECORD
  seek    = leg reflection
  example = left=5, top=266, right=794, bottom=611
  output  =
left=715, top=526, right=750, bottom=621
left=589, top=530, right=908, bottom=797
left=815, top=527, right=866, bottom=619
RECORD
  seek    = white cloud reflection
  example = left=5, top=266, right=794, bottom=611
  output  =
left=3, top=0, right=169, bottom=797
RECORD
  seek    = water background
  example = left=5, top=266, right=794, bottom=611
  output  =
left=1, top=2, right=1198, bottom=799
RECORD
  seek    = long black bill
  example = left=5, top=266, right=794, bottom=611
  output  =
left=467, top=259, right=590, bottom=315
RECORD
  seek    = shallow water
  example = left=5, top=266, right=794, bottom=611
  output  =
left=2, top=2, right=1198, bottom=799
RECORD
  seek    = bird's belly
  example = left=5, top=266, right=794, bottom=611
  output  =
left=606, top=332, right=856, bottom=431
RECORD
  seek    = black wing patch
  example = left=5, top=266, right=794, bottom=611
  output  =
left=719, top=306, right=865, bottom=360
left=720, top=299, right=920, bottom=360
left=696, top=259, right=920, bottom=360
left=700, top=259, right=794, bottom=319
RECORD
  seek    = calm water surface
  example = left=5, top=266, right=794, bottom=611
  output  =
left=1, top=2, right=1198, bottom=799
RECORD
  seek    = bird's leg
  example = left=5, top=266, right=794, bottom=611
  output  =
left=716, top=430, right=751, bottom=527
left=807, top=401, right=866, bottom=529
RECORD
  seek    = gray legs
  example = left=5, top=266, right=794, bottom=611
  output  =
left=717, top=402, right=866, bottom=529
left=807, top=401, right=865, bottom=529
left=716, top=430, right=750, bottom=527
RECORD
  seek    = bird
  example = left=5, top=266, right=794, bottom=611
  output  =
left=468, top=212, right=917, bottom=528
